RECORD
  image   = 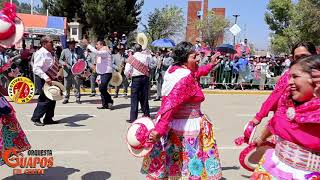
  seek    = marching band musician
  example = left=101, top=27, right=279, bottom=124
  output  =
left=124, top=33, right=152, bottom=123
left=82, top=38, right=114, bottom=110
left=59, top=38, right=85, bottom=104
left=113, top=45, right=129, bottom=98
left=31, top=36, right=59, bottom=126
left=84, top=49, right=97, bottom=97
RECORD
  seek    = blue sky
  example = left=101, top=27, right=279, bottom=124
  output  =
left=20, top=0, right=271, bottom=50
left=140, top=0, right=270, bottom=50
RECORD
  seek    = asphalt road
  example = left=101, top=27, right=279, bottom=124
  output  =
left=0, top=93, right=271, bottom=180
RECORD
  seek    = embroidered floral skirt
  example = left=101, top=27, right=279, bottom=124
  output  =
left=0, top=96, right=31, bottom=165
left=141, top=115, right=222, bottom=179
left=251, top=149, right=320, bottom=180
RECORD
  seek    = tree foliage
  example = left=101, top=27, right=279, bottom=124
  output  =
left=41, top=0, right=143, bottom=40
left=0, top=0, right=45, bottom=14
left=265, top=0, right=320, bottom=54
left=195, top=10, right=229, bottom=48
left=144, top=6, right=184, bottom=42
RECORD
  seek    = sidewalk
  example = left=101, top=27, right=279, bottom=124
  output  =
left=80, top=88, right=272, bottom=95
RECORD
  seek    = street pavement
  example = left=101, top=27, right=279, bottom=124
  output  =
left=0, top=92, right=272, bottom=180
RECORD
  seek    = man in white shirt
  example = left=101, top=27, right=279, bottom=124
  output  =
left=31, top=36, right=58, bottom=126
left=82, top=39, right=114, bottom=110
left=124, top=44, right=151, bottom=123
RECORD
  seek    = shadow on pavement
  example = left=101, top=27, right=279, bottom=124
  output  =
left=112, top=103, right=131, bottom=110
left=81, top=171, right=111, bottom=180
left=80, top=99, right=101, bottom=104
left=2, top=166, right=80, bottom=180
left=222, top=166, right=240, bottom=171
left=57, top=114, right=94, bottom=127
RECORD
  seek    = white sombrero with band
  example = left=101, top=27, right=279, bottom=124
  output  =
left=43, top=81, right=66, bottom=101
left=0, top=3, right=24, bottom=48
left=136, top=33, right=148, bottom=50
left=126, top=117, right=155, bottom=157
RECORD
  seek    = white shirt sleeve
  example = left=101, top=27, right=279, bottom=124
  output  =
left=124, top=61, right=133, bottom=78
left=87, top=44, right=110, bottom=58
left=33, top=52, right=49, bottom=80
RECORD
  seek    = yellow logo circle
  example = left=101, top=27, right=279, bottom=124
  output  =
left=8, top=77, right=35, bottom=104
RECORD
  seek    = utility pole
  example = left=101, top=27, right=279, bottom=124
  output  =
left=31, top=0, right=33, bottom=14
left=233, top=14, right=240, bottom=45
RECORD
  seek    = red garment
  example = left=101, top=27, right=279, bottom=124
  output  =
left=155, top=64, right=213, bottom=136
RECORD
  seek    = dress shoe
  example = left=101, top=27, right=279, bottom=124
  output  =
left=113, top=95, right=118, bottom=98
left=76, top=100, right=81, bottom=104
left=97, top=106, right=108, bottom=109
left=34, top=122, right=45, bottom=126
left=126, top=120, right=134, bottom=123
left=44, top=120, right=59, bottom=124
left=62, top=100, right=69, bottom=104
left=89, top=94, right=96, bottom=97
left=154, top=98, right=161, bottom=101
left=108, top=103, right=114, bottom=110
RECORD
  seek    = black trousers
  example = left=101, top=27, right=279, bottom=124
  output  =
left=34, top=75, right=43, bottom=94
left=31, top=79, right=56, bottom=122
left=130, top=75, right=150, bottom=121
left=99, top=73, right=113, bottom=107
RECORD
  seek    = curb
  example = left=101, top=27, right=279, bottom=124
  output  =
left=79, top=88, right=271, bottom=95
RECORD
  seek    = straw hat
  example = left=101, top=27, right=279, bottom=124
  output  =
left=43, top=81, right=65, bottom=101
left=126, top=117, right=155, bottom=157
left=239, top=142, right=274, bottom=172
left=0, top=3, right=24, bottom=48
left=109, top=72, right=123, bottom=87
left=136, top=33, right=148, bottom=50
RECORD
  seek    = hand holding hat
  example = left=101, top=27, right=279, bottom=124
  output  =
left=43, top=81, right=65, bottom=101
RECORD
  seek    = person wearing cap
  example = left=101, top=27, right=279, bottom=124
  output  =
left=141, top=42, right=222, bottom=179
left=31, top=36, right=60, bottom=126
left=82, top=38, right=114, bottom=110
left=59, top=38, right=85, bottom=104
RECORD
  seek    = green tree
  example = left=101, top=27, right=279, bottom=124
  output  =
left=295, top=0, right=320, bottom=45
left=0, top=0, right=45, bottom=14
left=265, top=0, right=294, bottom=35
left=195, top=10, right=229, bottom=48
left=144, top=6, right=184, bottom=43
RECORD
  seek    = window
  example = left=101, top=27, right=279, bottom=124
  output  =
left=72, top=28, right=77, bottom=35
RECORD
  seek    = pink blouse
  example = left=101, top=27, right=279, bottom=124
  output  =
left=255, top=71, right=291, bottom=121
left=155, top=64, right=214, bottom=136
left=268, top=90, right=320, bottom=152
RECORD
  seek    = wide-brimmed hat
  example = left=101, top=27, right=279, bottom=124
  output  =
left=109, top=72, right=123, bottom=87
left=136, top=33, right=148, bottom=50
left=0, top=3, right=24, bottom=48
left=67, top=38, right=78, bottom=44
left=43, top=81, right=65, bottom=101
left=126, top=117, right=155, bottom=157
left=239, top=142, right=274, bottom=172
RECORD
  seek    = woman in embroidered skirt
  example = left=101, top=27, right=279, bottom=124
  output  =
left=0, top=56, right=31, bottom=166
left=251, top=55, right=320, bottom=179
left=140, top=42, right=222, bottom=179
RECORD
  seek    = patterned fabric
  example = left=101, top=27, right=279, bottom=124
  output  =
left=0, top=96, right=31, bottom=166
left=127, top=55, right=150, bottom=77
left=173, top=103, right=201, bottom=119
left=252, top=149, right=320, bottom=180
left=141, top=116, right=222, bottom=179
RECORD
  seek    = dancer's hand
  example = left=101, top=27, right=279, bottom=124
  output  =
left=148, top=130, right=160, bottom=143
left=253, top=136, right=266, bottom=147
left=251, top=117, right=261, bottom=126
left=210, top=52, right=221, bottom=66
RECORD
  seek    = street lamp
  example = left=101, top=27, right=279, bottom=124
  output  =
left=233, top=14, right=240, bottom=45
